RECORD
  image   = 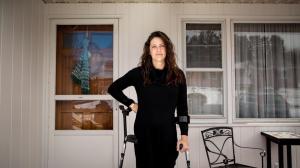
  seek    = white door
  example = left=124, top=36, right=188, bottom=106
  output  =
left=48, top=19, right=119, bottom=168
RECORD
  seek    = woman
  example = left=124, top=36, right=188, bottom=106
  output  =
left=108, top=31, right=189, bottom=168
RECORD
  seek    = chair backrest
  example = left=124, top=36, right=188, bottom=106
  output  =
left=201, top=127, right=237, bottom=168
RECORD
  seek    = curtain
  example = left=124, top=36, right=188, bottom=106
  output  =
left=234, top=23, right=300, bottom=118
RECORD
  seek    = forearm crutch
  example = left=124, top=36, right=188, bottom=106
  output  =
left=179, top=144, right=191, bottom=168
left=119, top=105, right=138, bottom=168
left=177, top=115, right=191, bottom=168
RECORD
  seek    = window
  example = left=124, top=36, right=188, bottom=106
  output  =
left=234, top=23, right=300, bottom=118
left=55, top=25, right=115, bottom=130
left=183, top=22, right=225, bottom=117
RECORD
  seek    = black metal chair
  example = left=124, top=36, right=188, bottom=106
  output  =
left=201, top=127, right=266, bottom=168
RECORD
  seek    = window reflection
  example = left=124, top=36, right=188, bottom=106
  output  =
left=186, top=72, right=223, bottom=115
left=56, top=100, right=113, bottom=130
left=186, top=24, right=222, bottom=68
left=56, top=25, right=113, bottom=95
left=234, top=23, right=300, bottom=118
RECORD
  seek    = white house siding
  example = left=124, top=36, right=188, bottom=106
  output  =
left=179, top=126, right=300, bottom=168
left=45, top=3, right=300, bottom=168
left=0, top=0, right=45, bottom=168
left=0, top=2, right=299, bottom=168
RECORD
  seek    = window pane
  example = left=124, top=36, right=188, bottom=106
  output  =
left=234, top=23, right=300, bottom=118
left=56, top=25, right=113, bottom=95
left=186, top=24, right=222, bottom=68
left=55, top=100, right=113, bottom=130
left=186, top=72, right=223, bottom=115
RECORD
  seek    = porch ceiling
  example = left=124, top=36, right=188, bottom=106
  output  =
left=42, top=0, right=300, bottom=4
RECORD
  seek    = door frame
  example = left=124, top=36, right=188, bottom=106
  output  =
left=45, top=18, right=120, bottom=168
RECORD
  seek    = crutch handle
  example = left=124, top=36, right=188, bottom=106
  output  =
left=119, top=105, right=131, bottom=116
left=119, top=105, right=135, bottom=168
left=179, top=144, right=183, bottom=150
left=179, top=144, right=191, bottom=168
left=119, top=105, right=132, bottom=139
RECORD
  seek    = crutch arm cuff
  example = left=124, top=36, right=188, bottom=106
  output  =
left=176, top=116, right=190, bottom=124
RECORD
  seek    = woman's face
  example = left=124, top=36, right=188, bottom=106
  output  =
left=149, top=37, right=166, bottom=63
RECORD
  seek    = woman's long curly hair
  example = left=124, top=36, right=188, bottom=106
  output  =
left=139, top=31, right=185, bottom=86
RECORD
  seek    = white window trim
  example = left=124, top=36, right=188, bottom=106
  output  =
left=46, top=18, right=120, bottom=168
left=181, top=19, right=228, bottom=124
left=180, top=17, right=300, bottom=125
left=48, top=18, right=119, bottom=135
left=230, top=18, right=300, bottom=123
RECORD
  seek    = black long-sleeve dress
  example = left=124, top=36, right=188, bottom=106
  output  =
left=108, top=66, right=189, bottom=168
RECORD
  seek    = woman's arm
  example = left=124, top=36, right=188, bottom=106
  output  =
left=176, top=71, right=189, bottom=135
left=176, top=70, right=190, bottom=152
left=108, top=68, right=137, bottom=108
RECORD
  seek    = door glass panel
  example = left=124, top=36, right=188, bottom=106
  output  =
left=55, top=100, right=113, bottom=130
left=55, top=24, right=115, bottom=131
left=56, top=25, right=113, bottom=95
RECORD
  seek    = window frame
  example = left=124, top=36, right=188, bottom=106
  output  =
left=181, top=17, right=300, bottom=125
left=181, top=19, right=228, bottom=124
left=49, top=18, right=119, bottom=135
left=231, top=19, right=300, bottom=123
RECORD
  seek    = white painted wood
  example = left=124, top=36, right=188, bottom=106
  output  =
left=0, top=0, right=44, bottom=168
left=295, top=129, right=300, bottom=167
left=53, top=135, right=114, bottom=168
left=0, top=0, right=7, bottom=167
left=0, top=2, right=3, bottom=167
left=11, top=0, right=24, bottom=167
left=0, top=0, right=2, bottom=161
left=20, top=0, right=31, bottom=167
left=47, top=18, right=119, bottom=168
left=0, top=2, right=300, bottom=168
left=42, top=0, right=300, bottom=3
left=0, top=0, right=14, bottom=167
left=43, top=3, right=300, bottom=168
left=33, top=0, right=46, bottom=166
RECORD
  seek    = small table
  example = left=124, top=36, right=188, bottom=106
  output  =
left=261, top=131, right=300, bottom=168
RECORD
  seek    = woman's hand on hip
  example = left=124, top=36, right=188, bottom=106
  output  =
left=129, top=103, right=138, bottom=113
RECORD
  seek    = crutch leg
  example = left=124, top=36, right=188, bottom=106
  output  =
left=119, top=141, right=127, bottom=168
left=118, top=105, right=137, bottom=168
left=185, top=151, right=190, bottom=168
left=179, top=144, right=191, bottom=168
